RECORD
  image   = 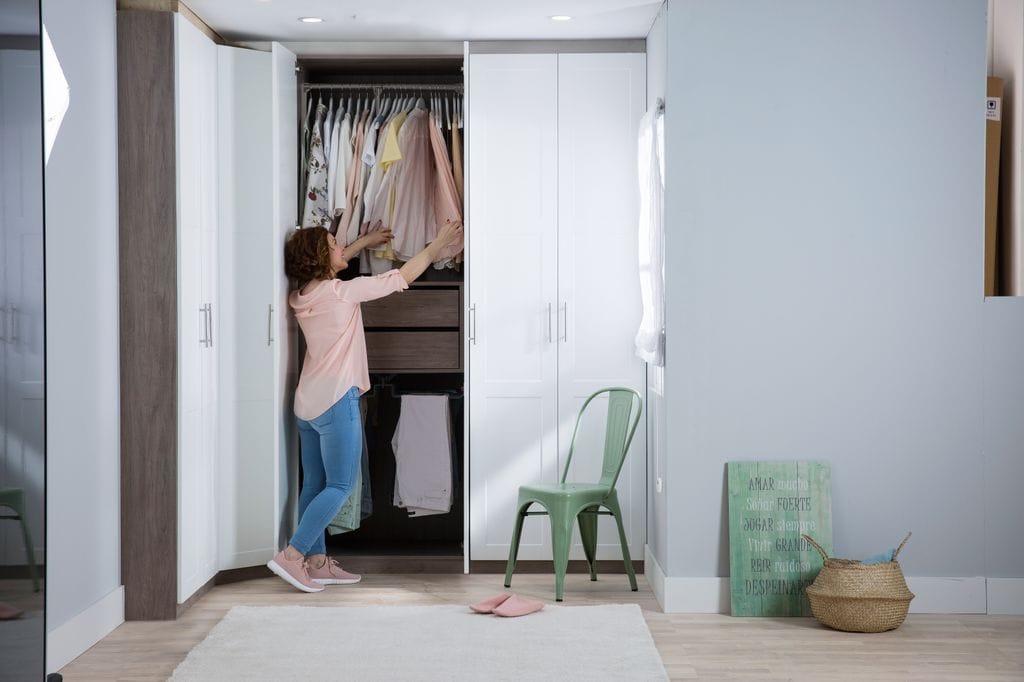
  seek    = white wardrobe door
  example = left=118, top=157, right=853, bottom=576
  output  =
left=271, top=42, right=298, bottom=548
left=215, top=45, right=276, bottom=571
left=176, top=14, right=218, bottom=603
left=556, top=53, right=647, bottom=560
left=468, top=53, right=559, bottom=561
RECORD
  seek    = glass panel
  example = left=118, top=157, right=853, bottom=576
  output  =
left=0, top=1, right=45, bottom=679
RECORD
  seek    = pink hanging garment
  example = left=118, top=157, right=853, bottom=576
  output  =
left=390, top=108, right=436, bottom=262
left=428, top=111, right=464, bottom=267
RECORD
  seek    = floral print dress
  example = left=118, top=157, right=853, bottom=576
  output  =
left=301, top=103, right=331, bottom=228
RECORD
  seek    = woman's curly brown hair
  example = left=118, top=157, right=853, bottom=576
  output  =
left=284, top=226, right=334, bottom=285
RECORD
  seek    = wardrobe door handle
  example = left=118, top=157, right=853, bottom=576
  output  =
left=559, top=302, right=568, bottom=343
left=267, top=304, right=274, bottom=346
left=207, top=304, right=214, bottom=349
left=468, top=304, right=477, bottom=345
left=10, top=306, right=18, bottom=343
left=0, top=305, right=6, bottom=342
left=199, top=305, right=208, bottom=347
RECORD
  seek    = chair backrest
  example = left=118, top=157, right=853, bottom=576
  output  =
left=560, top=387, right=643, bottom=489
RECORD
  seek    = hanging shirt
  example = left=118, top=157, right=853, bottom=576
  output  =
left=427, top=113, right=463, bottom=269
left=391, top=108, right=436, bottom=262
left=634, top=104, right=666, bottom=366
left=331, top=113, right=353, bottom=216
left=301, top=96, right=313, bottom=196
left=300, top=103, right=331, bottom=228
left=338, top=112, right=369, bottom=244
left=326, top=106, right=343, bottom=216
left=289, top=271, right=408, bottom=421
left=323, top=97, right=335, bottom=171
left=451, top=115, right=464, bottom=204
left=365, top=111, right=409, bottom=263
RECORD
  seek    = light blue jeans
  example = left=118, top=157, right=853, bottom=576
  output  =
left=290, top=386, right=361, bottom=555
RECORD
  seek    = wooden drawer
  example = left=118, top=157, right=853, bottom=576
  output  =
left=362, top=288, right=460, bottom=328
left=365, top=331, right=461, bottom=371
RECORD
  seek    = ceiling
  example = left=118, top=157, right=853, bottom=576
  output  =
left=184, top=0, right=662, bottom=42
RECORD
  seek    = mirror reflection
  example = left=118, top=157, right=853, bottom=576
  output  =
left=0, top=0, right=46, bottom=679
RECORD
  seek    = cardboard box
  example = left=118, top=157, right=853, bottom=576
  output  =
left=985, top=76, right=1004, bottom=296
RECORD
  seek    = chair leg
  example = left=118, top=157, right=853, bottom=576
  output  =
left=606, top=497, right=638, bottom=592
left=550, top=514, right=575, bottom=602
left=577, top=505, right=599, bottom=581
left=18, top=516, right=40, bottom=593
left=504, top=504, right=528, bottom=588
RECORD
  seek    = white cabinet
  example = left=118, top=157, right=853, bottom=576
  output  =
left=118, top=11, right=299, bottom=616
left=468, top=52, right=647, bottom=562
left=175, top=14, right=219, bottom=603
left=215, top=41, right=298, bottom=571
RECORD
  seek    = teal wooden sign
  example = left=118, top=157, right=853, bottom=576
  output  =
left=727, top=460, right=832, bottom=616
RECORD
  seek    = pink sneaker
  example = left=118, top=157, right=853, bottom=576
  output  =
left=267, top=550, right=324, bottom=593
left=308, top=557, right=362, bottom=585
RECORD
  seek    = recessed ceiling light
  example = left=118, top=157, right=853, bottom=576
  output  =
left=298, top=17, right=324, bottom=23
left=550, top=15, right=573, bottom=21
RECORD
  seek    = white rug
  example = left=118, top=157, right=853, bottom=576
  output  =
left=170, top=603, right=667, bottom=681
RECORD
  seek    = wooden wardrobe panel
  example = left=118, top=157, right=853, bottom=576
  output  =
left=366, top=331, right=461, bottom=371
left=362, top=289, right=461, bottom=328
left=117, top=9, right=178, bottom=621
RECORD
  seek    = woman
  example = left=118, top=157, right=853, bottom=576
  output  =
left=270, top=219, right=463, bottom=592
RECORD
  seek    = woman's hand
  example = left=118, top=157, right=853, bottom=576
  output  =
left=363, top=227, right=394, bottom=249
left=341, top=222, right=393, bottom=260
left=432, top=220, right=463, bottom=250
left=400, top=220, right=464, bottom=285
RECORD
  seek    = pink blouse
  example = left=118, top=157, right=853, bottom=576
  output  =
left=289, top=270, right=408, bottom=420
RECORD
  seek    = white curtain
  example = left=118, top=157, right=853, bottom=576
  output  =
left=634, top=101, right=665, bottom=366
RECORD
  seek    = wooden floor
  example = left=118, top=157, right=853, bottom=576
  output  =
left=62, top=573, right=1024, bottom=681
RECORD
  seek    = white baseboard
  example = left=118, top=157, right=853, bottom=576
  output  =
left=987, top=578, right=1024, bottom=615
left=47, top=585, right=124, bottom=673
left=644, top=545, right=667, bottom=609
left=905, top=577, right=987, bottom=614
left=642, top=560, right=1017, bottom=615
left=644, top=547, right=730, bottom=613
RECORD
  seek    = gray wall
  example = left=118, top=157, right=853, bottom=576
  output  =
left=661, top=0, right=1023, bottom=579
left=44, top=0, right=121, bottom=628
left=983, top=299, right=1024, bottom=577
left=644, top=4, right=669, bottom=572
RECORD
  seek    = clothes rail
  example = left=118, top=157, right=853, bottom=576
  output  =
left=303, top=83, right=464, bottom=93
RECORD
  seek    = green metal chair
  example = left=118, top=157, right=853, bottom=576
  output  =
left=0, top=487, right=41, bottom=592
left=504, top=387, right=643, bottom=601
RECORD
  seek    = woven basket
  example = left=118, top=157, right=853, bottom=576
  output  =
left=802, top=532, right=914, bottom=633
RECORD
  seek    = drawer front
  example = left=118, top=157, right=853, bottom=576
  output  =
left=362, top=289, right=461, bottom=328
left=365, top=331, right=461, bottom=371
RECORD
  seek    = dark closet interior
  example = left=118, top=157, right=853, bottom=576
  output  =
left=296, top=56, right=466, bottom=567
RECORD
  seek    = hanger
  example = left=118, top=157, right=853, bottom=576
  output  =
left=368, top=374, right=398, bottom=399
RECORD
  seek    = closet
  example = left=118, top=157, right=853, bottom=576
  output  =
left=117, top=3, right=648, bottom=618
left=467, top=51, right=647, bottom=562
left=297, top=58, right=467, bottom=565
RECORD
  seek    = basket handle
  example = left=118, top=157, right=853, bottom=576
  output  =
left=892, top=531, right=912, bottom=560
left=801, top=534, right=829, bottom=562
